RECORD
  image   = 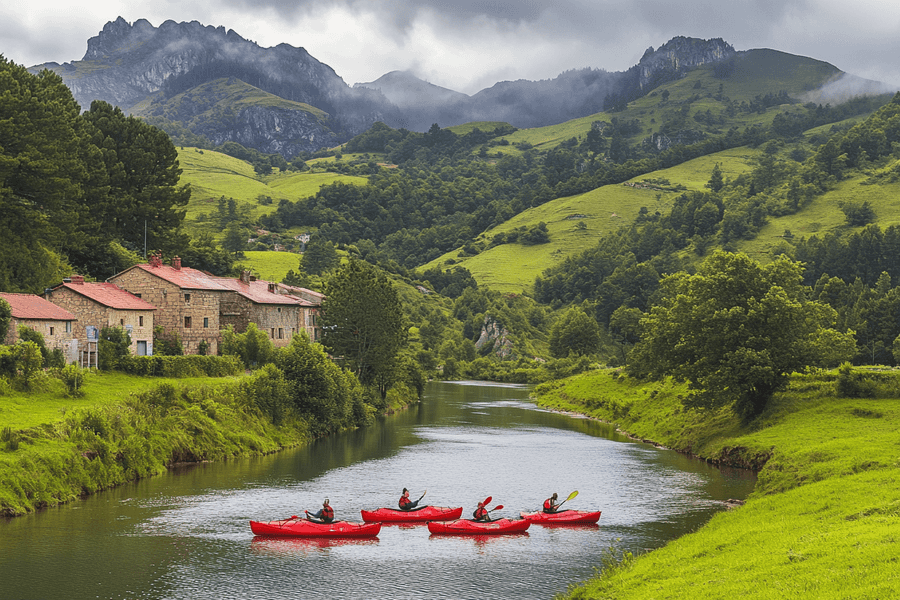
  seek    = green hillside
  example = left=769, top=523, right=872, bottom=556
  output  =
left=177, top=147, right=368, bottom=233
left=491, top=48, right=841, bottom=156
left=425, top=146, right=763, bottom=292
left=133, top=77, right=327, bottom=124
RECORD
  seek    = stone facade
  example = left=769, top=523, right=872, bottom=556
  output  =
left=109, top=256, right=225, bottom=355
left=45, top=277, right=156, bottom=357
left=0, top=292, right=77, bottom=361
left=217, top=273, right=302, bottom=348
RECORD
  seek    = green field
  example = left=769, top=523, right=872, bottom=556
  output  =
left=535, top=369, right=900, bottom=599
left=235, top=250, right=302, bottom=283
left=177, top=147, right=369, bottom=233
left=425, top=146, right=762, bottom=292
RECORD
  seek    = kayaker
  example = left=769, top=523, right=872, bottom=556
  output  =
left=399, top=488, right=426, bottom=510
left=472, top=500, right=491, bottom=522
left=543, top=492, right=560, bottom=513
left=306, top=498, right=335, bottom=523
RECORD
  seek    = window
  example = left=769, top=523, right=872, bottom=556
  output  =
left=65, top=322, right=72, bottom=333
left=120, top=319, right=124, bottom=326
left=184, top=293, right=191, bottom=302
left=139, top=316, right=144, bottom=327
left=278, top=328, right=284, bottom=339
left=49, top=326, right=55, bottom=336
left=203, top=317, right=209, bottom=328
left=184, top=316, right=192, bottom=328
left=271, top=328, right=275, bottom=338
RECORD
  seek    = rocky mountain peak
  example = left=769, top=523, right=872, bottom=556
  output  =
left=636, top=36, right=736, bottom=89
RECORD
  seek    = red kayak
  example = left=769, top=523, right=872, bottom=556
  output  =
left=250, top=518, right=381, bottom=538
left=360, top=506, right=463, bottom=522
left=520, top=510, right=602, bottom=524
left=427, top=518, right=530, bottom=535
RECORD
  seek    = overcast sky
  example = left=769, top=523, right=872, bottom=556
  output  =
left=2, top=0, right=899, bottom=95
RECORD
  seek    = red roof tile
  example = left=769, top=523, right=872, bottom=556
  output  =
left=214, top=278, right=302, bottom=305
left=122, top=264, right=232, bottom=291
left=0, top=293, right=76, bottom=321
left=57, top=282, right=157, bottom=311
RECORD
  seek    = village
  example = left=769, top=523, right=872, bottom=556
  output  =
left=0, top=252, right=324, bottom=367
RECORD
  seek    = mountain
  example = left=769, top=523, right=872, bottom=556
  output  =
left=31, top=17, right=400, bottom=157
left=27, top=20, right=863, bottom=159
left=357, top=37, right=739, bottom=131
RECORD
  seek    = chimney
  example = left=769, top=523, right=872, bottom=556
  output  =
left=250, top=275, right=257, bottom=282
left=240, top=270, right=250, bottom=284
left=149, top=252, right=162, bottom=268
left=268, top=283, right=276, bottom=293
left=172, top=256, right=181, bottom=270
left=71, top=275, right=85, bottom=284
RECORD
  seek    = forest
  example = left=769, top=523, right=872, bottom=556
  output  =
left=5, top=52, right=900, bottom=416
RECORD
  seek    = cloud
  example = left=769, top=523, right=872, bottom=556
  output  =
left=2, top=0, right=899, bottom=95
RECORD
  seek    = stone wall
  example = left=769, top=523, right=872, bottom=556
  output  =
left=219, top=295, right=301, bottom=348
left=47, top=287, right=154, bottom=356
left=110, top=270, right=221, bottom=355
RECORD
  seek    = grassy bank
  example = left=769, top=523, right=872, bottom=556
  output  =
left=0, top=371, right=312, bottom=516
left=534, top=369, right=900, bottom=598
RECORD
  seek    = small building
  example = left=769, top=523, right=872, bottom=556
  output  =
left=46, top=276, right=156, bottom=357
left=270, top=282, right=324, bottom=342
left=109, top=254, right=229, bottom=355
left=216, top=272, right=302, bottom=347
left=0, top=292, right=77, bottom=362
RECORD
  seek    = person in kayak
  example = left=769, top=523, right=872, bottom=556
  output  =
left=306, top=498, right=335, bottom=523
left=399, top=488, right=426, bottom=511
left=473, top=500, right=492, bottom=522
left=543, top=493, right=560, bottom=513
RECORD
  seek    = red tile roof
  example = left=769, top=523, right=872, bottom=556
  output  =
left=214, top=278, right=302, bottom=305
left=0, top=293, right=76, bottom=321
left=121, top=264, right=232, bottom=291
left=56, top=282, right=157, bottom=311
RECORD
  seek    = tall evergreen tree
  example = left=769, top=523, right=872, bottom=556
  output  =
left=321, top=260, right=407, bottom=399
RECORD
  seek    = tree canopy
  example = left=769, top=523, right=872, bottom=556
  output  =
left=628, top=251, right=856, bottom=421
left=321, top=260, right=407, bottom=399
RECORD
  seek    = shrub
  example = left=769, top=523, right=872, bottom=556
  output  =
left=116, top=355, right=243, bottom=377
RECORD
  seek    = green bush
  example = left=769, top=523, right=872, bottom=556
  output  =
left=116, top=354, right=243, bottom=377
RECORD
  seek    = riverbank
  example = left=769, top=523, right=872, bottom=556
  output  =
left=534, top=369, right=900, bottom=599
left=0, top=370, right=417, bottom=517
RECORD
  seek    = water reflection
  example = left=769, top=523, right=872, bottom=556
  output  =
left=0, top=380, right=756, bottom=600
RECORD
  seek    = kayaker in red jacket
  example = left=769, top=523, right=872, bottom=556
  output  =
left=473, top=500, right=491, bottom=522
left=306, top=498, right=335, bottom=523
left=543, top=493, right=560, bottom=513
left=399, top=488, right=426, bottom=510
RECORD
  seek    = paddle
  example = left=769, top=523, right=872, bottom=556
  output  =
left=488, top=505, right=504, bottom=512
left=417, top=489, right=427, bottom=503
left=555, top=490, right=579, bottom=510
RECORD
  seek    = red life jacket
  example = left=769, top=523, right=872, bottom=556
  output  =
left=543, top=498, right=556, bottom=512
left=322, top=505, right=334, bottom=522
left=399, top=495, right=411, bottom=509
left=474, top=507, right=488, bottom=520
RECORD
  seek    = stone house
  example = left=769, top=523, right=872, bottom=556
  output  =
left=270, top=282, right=324, bottom=342
left=215, top=271, right=303, bottom=347
left=109, top=254, right=229, bottom=355
left=46, top=276, right=156, bottom=357
left=0, top=292, right=78, bottom=361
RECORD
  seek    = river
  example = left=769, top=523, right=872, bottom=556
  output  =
left=0, top=380, right=756, bottom=599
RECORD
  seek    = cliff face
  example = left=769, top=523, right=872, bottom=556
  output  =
left=31, top=21, right=740, bottom=155
left=33, top=17, right=396, bottom=157
left=636, top=37, right=737, bottom=90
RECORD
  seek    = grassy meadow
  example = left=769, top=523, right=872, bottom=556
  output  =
left=534, top=369, right=900, bottom=599
left=425, top=145, right=762, bottom=293
left=177, top=146, right=369, bottom=234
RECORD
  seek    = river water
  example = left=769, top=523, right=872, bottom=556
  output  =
left=1, top=381, right=756, bottom=599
